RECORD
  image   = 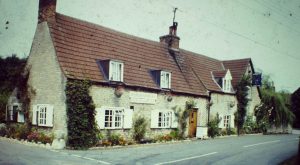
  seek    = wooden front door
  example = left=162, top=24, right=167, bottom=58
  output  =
left=188, top=109, right=198, bottom=137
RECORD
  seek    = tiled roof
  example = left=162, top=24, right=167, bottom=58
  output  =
left=223, top=58, right=251, bottom=88
left=47, top=13, right=208, bottom=96
left=46, top=13, right=252, bottom=96
left=183, top=50, right=224, bottom=92
left=212, top=70, right=227, bottom=78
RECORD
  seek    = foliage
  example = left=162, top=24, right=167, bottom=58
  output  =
left=27, top=132, right=40, bottom=142
left=133, top=116, right=147, bottom=142
left=27, top=131, right=53, bottom=144
left=291, top=88, right=300, bottom=128
left=236, top=75, right=251, bottom=135
left=173, top=100, right=196, bottom=139
left=66, top=79, right=98, bottom=149
left=170, top=129, right=180, bottom=140
left=207, top=114, right=220, bottom=138
left=0, top=123, right=7, bottom=136
left=255, top=75, right=295, bottom=132
left=243, top=116, right=259, bottom=134
left=0, top=55, right=26, bottom=122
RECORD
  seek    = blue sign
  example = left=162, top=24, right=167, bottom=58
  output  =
left=252, top=73, right=262, bottom=86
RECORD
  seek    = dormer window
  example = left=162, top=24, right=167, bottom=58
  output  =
left=151, top=70, right=171, bottom=89
left=160, top=71, right=171, bottom=89
left=109, top=61, right=124, bottom=82
left=223, top=78, right=232, bottom=92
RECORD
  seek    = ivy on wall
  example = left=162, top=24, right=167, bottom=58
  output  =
left=236, top=75, right=251, bottom=135
left=66, top=79, right=98, bottom=149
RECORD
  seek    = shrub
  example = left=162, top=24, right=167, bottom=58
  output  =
left=133, top=116, right=147, bottom=142
left=14, top=124, right=30, bottom=140
left=0, top=123, right=7, bottom=136
left=38, top=132, right=54, bottom=144
left=27, top=132, right=39, bottom=142
left=170, top=129, right=180, bottom=140
left=243, top=116, right=259, bottom=134
left=208, top=115, right=220, bottom=138
left=108, top=133, right=122, bottom=146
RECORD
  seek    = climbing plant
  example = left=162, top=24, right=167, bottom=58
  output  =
left=66, top=79, right=98, bottom=149
left=236, top=75, right=251, bottom=135
left=173, top=100, right=196, bottom=139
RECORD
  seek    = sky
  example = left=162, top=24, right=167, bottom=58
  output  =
left=0, top=0, right=299, bottom=92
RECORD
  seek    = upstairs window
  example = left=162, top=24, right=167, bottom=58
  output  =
left=160, top=71, right=171, bottom=89
left=223, top=78, right=232, bottom=92
left=109, top=61, right=124, bottom=82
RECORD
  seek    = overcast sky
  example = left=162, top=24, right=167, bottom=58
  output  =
left=0, top=0, right=299, bottom=92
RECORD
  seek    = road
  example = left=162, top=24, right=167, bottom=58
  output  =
left=0, top=134, right=298, bottom=165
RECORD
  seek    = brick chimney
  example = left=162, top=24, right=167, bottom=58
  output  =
left=38, top=0, right=56, bottom=23
left=160, top=22, right=180, bottom=50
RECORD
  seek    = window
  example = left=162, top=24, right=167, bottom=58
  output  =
left=32, top=104, right=53, bottom=127
left=6, top=104, right=24, bottom=122
left=158, top=111, right=172, bottom=128
left=223, top=115, right=231, bottom=128
left=223, top=78, right=232, bottom=92
left=160, top=71, right=171, bottom=89
left=104, top=109, right=123, bottom=129
left=96, top=107, right=133, bottom=129
left=151, top=110, right=178, bottom=128
left=109, top=61, right=123, bottom=82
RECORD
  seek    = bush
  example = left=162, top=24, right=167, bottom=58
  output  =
left=14, top=124, right=30, bottom=140
left=133, top=116, right=147, bottom=142
left=27, top=132, right=39, bottom=142
left=108, top=133, right=122, bottom=146
left=38, top=132, right=54, bottom=144
left=243, top=116, right=259, bottom=134
left=208, top=115, right=220, bottom=138
left=170, top=129, right=180, bottom=140
left=0, top=123, right=7, bottom=136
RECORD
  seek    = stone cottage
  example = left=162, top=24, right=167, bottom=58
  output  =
left=7, top=0, right=261, bottom=144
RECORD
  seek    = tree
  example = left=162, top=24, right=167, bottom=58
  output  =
left=291, top=88, right=300, bottom=128
left=0, top=55, right=27, bottom=122
left=255, top=75, right=294, bottom=132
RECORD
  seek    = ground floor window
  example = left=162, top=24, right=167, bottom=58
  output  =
left=158, top=111, right=172, bottom=128
left=223, top=115, right=231, bottom=128
left=6, top=104, right=24, bottom=123
left=151, top=110, right=178, bottom=128
left=104, top=109, right=123, bottom=129
left=96, top=107, right=133, bottom=129
left=32, top=104, right=54, bottom=127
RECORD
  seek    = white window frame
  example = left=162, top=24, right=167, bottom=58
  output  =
left=109, top=61, right=124, bottom=82
left=158, top=111, right=172, bottom=128
left=223, top=115, right=231, bottom=128
left=32, top=104, right=53, bottom=127
left=96, top=107, right=133, bottom=129
left=104, top=108, right=124, bottom=129
left=151, top=110, right=178, bottom=129
left=160, top=71, right=171, bottom=89
left=38, top=105, right=47, bottom=126
left=222, top=78, right=232, bottom=92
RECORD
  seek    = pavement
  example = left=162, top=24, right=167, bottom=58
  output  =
left=0, top=134, right=299, bottom=165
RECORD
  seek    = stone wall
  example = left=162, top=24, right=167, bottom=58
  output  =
left=90, top=85, right=208, bottom=139
left=26, top=22, right=68, bottom=138
left=209, top=93, right=237, bottom=128
left=247, top=86, right=261, bottom=117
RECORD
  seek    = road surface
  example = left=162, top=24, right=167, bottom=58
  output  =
left=0, top=134, right=298, bottom=165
